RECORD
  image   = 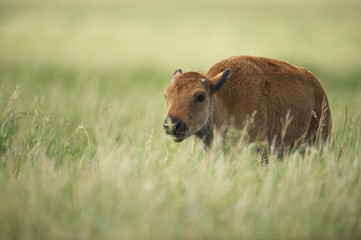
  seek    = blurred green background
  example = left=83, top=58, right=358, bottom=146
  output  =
left=1, top=0, right=361, bottom=239
left=1, top=0, right=360, bottom=119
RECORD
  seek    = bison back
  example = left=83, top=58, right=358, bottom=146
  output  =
left=206, top=55, right=331, bottom=147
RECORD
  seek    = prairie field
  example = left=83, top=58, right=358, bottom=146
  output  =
left=0, top=0, right=361, bottom=239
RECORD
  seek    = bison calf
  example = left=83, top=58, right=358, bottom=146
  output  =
left=163, top=55, right=331, bottom=150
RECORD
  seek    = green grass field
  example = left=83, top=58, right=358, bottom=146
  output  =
left=1, top=0, right=361, bottom=239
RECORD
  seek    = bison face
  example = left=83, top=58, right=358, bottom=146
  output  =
left=163, top=68, right=231, bottom=142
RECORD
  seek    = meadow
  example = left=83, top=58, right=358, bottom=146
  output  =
left=0, top=0, right=361, bottom=239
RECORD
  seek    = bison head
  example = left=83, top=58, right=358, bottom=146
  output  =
left=163, top=68, right=231, bottom=142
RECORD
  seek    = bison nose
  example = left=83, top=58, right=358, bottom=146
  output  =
left=163, top=122, right=169, bottom=130
left=163, top=116, right=187, bottom=135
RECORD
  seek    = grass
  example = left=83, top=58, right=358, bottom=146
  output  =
left=1, top=0, right=361, bottom=239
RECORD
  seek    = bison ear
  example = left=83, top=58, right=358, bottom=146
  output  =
left=210, top=68, right=231, bottom=94
left=173, top=69, right=182, bottom=77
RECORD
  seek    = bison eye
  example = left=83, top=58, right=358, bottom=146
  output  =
left=196, top=94, right=205, bottom=102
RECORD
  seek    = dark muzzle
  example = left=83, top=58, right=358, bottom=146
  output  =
left=163, top=116, right=188, bottom=141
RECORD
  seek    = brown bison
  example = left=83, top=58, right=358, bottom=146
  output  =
left=163, top=55, right=331, bottom=150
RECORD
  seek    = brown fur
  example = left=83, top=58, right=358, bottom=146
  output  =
left=163, top=55, right=331, bottom=150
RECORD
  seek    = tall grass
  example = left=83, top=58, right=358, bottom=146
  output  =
left=1, top=0, right=361, bottom=239
left=0, top=85, right=360, bottom=239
